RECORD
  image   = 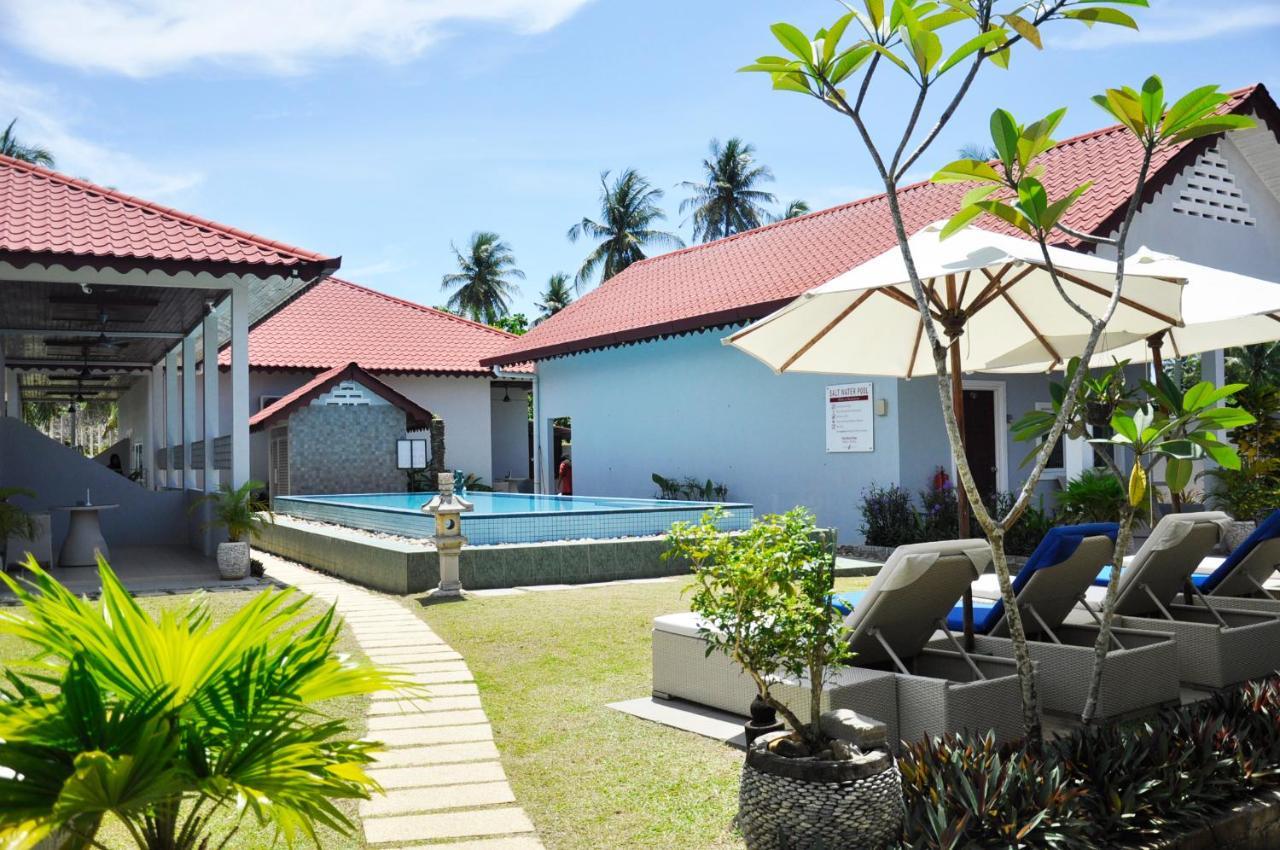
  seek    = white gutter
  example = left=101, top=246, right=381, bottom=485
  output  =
left=493, top=366, right=541, bottom=493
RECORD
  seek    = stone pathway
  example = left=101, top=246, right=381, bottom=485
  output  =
left=259, top=552, right=543, bottom=850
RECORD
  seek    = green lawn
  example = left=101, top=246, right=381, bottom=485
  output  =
left=415, top=575, right=872, bottom=850
left=0, top=588, right=371, bottom=850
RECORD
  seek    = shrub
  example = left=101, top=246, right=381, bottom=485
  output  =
left=0, top=558, right=398, bottom=849
left=898, top=734, right=1091, bottom=850
left=1055, top=470, right=1126, bottom=524
left=859, top=484, right=919, bottom=547
left=899, top=675, right=1280, bottom=849
left=988, top=493, right=1055, bottom=557
left=665, top=508, right=850, bottom=750
left=919, top=484, right=958, bottom=542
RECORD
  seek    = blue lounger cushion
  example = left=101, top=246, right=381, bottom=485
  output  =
left=958, top=522, right=1118, bottom=635
left=1197, top=509, right=1280, bottom=593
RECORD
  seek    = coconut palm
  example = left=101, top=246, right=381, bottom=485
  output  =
left=771, top=199, right=811, bottom=222
left=957, top=142, right=998, bottom=161
left=679, top=137, right=776, bottom=242
left=0, top=558, right=399, bottom=850
left=1226, top=342, right=1280, bottom=389
left=536, top=273, right=574, bottom=319
left=441, top=232, right=524, bottom=324
left=0, top=119, right=54, bottom=167
left=568, top=169, right=683, bottom=290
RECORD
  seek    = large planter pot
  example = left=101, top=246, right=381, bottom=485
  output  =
left=737, top=735, right=902, bottom=850
left=217, top=541, right=250, bottom=580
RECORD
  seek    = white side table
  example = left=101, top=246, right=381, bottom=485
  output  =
left=54, top=505, right=119, bottom=568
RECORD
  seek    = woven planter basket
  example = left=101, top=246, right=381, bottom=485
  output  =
left=737, top=736, right=901, bottom=850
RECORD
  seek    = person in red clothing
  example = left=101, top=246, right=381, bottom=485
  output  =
left=557, top=457, right=573, bottom=496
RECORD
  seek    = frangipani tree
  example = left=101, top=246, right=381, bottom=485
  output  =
left=740, top=0, right=1251, bottom=744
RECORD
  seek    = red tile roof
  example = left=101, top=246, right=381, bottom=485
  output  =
left=0, top=154, right=339, bottom=277
left=249, top=362, right=434, bottom=432
left=486, top=84, right=1275, bottom=366
left=223, top=276, right=533, bottom=375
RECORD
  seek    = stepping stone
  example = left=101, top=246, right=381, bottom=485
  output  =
left=372, top=742, right=501, bottom=768
left=368, top=696, right=483, bottom=715
left=368, top=710, right=490, bottom=731
left=367, top=761, right=507, bottom=790
left=371, top=683, right=479, bottom=701
left=373, top=724, right=493, bottom=748
left=367, top=650, right=463, bottom=664
left=363, top=806, right=535, bottom=845
left=396, top=661, right=471, bottom=674
left=359, top=780, right=515, bottom=816
left=389, top=836, right=544, bottom=850
left=407, top=669, right=474, bottom=685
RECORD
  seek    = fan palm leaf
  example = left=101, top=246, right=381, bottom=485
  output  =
left=0, top=558, right=403, bottom=850
left=0, top=120, right=55, bottom=168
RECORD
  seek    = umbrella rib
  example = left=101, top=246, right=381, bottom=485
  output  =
left=1052, top=269, right=1179, bottom=326
left=778, top=289, right=876, bottom=372
left=1000, top=290, right=1061, bottom=365
left=926, top=278, right=947, bottom=314
left=906, top=315, right=925, bottom=379
left=968, top=265, right=1034, bottom=316
left=877, top=286, right=935, bottom=317
left=957, top=270, right=972, bottom=310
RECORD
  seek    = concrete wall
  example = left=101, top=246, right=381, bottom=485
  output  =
left=287, top=403, right=408, bottom=494
left=0, top=417, right=187, bottom=556
left=114, top=377, right=150, bottom=476
left=380, top=374, right=498, bottom=485
left=489, top=385, right=531, bottom=482
left=534, top=329, right=902, bottom=542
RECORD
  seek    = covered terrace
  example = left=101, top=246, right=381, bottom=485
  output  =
left=0, top=153, right=339, bottom=574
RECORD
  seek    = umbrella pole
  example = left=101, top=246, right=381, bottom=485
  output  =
left=1147, top=332, right=1183, bottom=512
left=949, top=337, right=976, bottom=650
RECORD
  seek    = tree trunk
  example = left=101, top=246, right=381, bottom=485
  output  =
left=1081, top=502, right=1138, bottom=724
left=988, top=529, right=1041, bottom=747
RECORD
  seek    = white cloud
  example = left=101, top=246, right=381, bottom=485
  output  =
left=0, top=76, right=202, bottom=197
left=1059, top=3, right=1280, bottom=50
left=0, top=0, right=595, bottom=77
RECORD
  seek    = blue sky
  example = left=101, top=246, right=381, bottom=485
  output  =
left=1, top=1, right=1278, bottom=318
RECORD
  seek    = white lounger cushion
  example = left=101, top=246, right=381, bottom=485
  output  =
left=1112, top=512, right=1231, bottom=616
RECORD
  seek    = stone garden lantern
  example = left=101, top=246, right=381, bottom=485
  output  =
left=422, top=472, right=473, bottom=597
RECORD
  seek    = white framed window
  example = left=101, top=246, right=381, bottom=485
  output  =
left=1035, top=402, right=1066, bottom=480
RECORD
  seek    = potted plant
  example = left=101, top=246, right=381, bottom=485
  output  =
left=666, top=508, right=901, bottom=850
left=191, top=480, right=273, bottom=580
left=0, top=487, right=36, bottom=572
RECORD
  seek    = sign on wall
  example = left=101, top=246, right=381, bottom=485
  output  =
left=397, top=439, right=428, bottom=470
left=826, top=382, right=874, bottom=453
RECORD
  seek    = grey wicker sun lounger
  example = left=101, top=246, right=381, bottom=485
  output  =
left=931, top=523, right=1179, bottom=720
left=651, top=612, right=900, bottom=745
left=1183, top=509, right=1280, bottom=615
left=833, top=539, right=1033, bottom=746
left=1088, top=511, right=1280, bottom=689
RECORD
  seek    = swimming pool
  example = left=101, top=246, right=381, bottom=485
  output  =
left=273, top=492, right=754, bottom=545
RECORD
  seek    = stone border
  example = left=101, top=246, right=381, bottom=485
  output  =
left=255, top=516, right=690, bottom=595
left=1154, top=789, right=1280, bottom=850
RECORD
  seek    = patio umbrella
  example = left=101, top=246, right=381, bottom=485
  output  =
left=724, top=221, right=1184, bottom=645
left=988, top=247, right=1280, bottom=376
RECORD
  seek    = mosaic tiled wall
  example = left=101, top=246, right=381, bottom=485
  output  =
left=288, top=405, right=407, bottom=494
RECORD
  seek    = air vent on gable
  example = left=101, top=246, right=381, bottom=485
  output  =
left=1172, top=149, right=1256, bottom=227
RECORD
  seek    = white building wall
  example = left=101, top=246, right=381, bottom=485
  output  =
left=114, top=378, right=150, bottom=474
left=379, top=374, right=497, bottom=484
left=534, top=329, right=903, bottom=543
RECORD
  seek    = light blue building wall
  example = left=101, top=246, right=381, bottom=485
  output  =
left=536, top=329, right=904, bottom=541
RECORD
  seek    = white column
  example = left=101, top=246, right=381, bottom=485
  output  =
left=203, top=311, right=220, bottom=494
left=182, top=330, right=198, bottom=490
left=230, top=278, right=250, bottom=488
left=165, top=347, right=181, bottom=489
left=150, top=364, right=165, bottom=490
left=5, top=368, right=19, bottom=419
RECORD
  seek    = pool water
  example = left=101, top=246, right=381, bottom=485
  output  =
left=274, top=491, right=753, bottom=546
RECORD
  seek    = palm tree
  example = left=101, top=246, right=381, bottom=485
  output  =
left=957, top=142, right=998, bottom=161
left=771, top=199, right=811, bottom=222
left=1227, top=342, right=1280, bottom=389
left=0, top=119, right=54, bottom=167
left=536, top=272, right=574, bottom=319
left=568, top=169, right=683, bottom=290
left=679, top=137, right=777, bottom=242
left=441, top=232, right=524, bottom=324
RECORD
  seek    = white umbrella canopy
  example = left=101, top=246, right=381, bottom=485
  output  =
left=724, top=222, right=1184, bottom=377
left=989, top=247, right=1280, bottom=373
